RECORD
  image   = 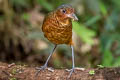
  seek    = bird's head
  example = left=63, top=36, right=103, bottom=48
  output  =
left=55, top=4, right=78, bottom=21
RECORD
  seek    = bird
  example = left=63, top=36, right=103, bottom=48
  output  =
left=36, top=4, right=78, bottom=78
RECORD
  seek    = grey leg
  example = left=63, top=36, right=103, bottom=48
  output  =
left=35, top=44, right=57, bottom=76
left=68, top=45, right=75, bottom=78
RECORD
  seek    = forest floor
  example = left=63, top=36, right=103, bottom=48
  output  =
left=0, top=62, right=120, bottom=80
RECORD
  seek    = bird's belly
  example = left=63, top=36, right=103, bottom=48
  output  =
left=44, top=30, right=72, bottom=44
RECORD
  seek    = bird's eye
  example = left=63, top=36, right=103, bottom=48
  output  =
left=62, top=9, right=66, bottom=13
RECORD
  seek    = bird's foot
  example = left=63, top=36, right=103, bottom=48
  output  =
left=36, top=65, right=47, bottom=70
left=35, top=65, right=47, bottom=76
left=67, top=68, right=75, bottom=79
left=66, top=67, right=85, bottom=79
left=35, top=65, right=54, bottom=76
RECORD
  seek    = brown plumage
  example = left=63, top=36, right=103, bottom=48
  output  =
left=42, top=4, right=78, bottom=45
left=36, top=4, right=78, bottom=78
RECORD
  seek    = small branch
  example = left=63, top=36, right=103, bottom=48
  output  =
left=3, top=0, right=13, bottom=29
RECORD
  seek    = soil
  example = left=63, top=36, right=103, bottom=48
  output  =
left=0, top=62, right=120, bottom=80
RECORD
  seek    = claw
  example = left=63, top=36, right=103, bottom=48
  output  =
left=35, top=65, right=47, bottom=76
left=67, top=68, right=75, bottom=79
left=66, top=67, right=85, bottom=79
left=35, top=45, right=57, bottom=77
left=36, top=65, right=47, bottom=70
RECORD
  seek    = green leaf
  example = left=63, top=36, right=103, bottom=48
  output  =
left=85, top=15, right=101, bottom=26
left=37, top=0, right=54, bottom=11
left=72, top=21, right=96, bottom=45
left=112, top=0, right=120, bottom=10
left=21, top=13, right=30, bottom=21
left=10, top=78, right=17, bottom=80
left=99, top=2, right=107, bottom=16
left=97, top=65, right=104, bottom=68
left=113, top=56, right=120, bottom=67
left=89, top=70, right=95, bottom=75
left=102, top=50, right=113, bottom=67
left=100, top=34, right=113, bottom=51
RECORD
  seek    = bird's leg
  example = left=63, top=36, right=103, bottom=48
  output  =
left=68, top=45, right=75, bottom=78
left=35, top=44, right=57, bottom=76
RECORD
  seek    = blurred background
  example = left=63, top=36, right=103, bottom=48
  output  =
left=0, top=0, right=120, bottom=68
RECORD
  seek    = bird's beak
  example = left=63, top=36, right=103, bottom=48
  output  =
left=67, top=13, right=78, bottom=21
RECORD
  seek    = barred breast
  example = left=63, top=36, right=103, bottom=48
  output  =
left=42, top=12, right=72, bottom=45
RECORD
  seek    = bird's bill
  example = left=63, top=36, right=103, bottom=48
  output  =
left=66, top=13, right=78, bottom=21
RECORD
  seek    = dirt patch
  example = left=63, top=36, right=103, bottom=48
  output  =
left=0, top=62, right=120, bottom=80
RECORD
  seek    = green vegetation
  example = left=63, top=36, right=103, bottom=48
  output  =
left=10, top=78, right=17, bottom=80
left=11, top=68, right=17, bottom=75
left=97, top=65, right=104, bottom=68
left=89, top=70, right=95, bottom=75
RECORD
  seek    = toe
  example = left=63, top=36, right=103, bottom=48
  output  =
left=67, top=68, right=75, bottom=79
left=35, top=65, right=47, bottom=70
